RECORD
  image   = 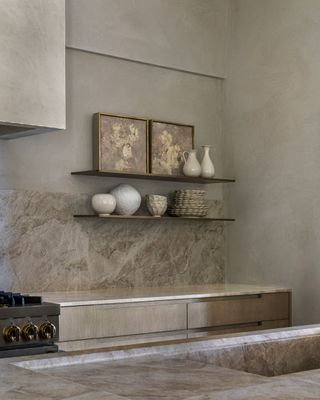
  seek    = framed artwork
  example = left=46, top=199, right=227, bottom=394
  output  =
left=149, top=120, right=194, bottom=175
left=93, top=113, right=148, bottom=174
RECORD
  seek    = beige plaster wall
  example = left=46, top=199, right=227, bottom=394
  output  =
left=0, top=0, right=230, bottom=199
left=1, top=48, right=224, bottom=200
left=66, top=0, right=230, bottom=78
left=224, top=0, right=320, bottom=324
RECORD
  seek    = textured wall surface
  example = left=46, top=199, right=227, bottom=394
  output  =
left=66, top=0, right=230, bottom=77
left=0, top=0, right=65, bottom=129
left=0, top=190, right=225, bottom=292
left=0, top=1, right=228, bottom=292
left=1, top=49, right=224, bottom=200
left=224, top=0, right=320, bottom=324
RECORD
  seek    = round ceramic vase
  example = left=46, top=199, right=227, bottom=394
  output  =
left=110, top=184, right=142, bottom=215
left=91, top=194, right=116, bottom=216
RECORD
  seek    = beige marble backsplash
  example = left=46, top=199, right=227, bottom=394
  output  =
left=0, top=190, right=225, bottom=292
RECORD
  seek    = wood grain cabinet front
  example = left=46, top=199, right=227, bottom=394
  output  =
left=188, top=293, right=290, bottom=329
left=59, top=303, right=187, bottom=341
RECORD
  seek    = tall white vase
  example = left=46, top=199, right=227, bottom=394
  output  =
left=200, top=145, right=215, bottom=178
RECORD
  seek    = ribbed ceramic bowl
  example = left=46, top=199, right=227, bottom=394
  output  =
left=146, top=195, right=167, bottom=217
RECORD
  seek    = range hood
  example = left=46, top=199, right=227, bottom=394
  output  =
left=0, top=0, right=66, bottom=140
left=0, top=123, right=58, bottom=140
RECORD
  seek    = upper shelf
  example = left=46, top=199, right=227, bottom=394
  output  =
left=71, top=170, right=235, bottom=184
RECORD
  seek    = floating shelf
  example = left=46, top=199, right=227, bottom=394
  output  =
left=73, top=215, right=235, bottom=222
left=71, top=170, right=235, bottom=184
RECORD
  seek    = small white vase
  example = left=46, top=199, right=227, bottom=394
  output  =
left=91, top=194, right=116, bottom=216
left=200, top=145, right=215, bottom=178
left=182, top=149, right=201, bottom=177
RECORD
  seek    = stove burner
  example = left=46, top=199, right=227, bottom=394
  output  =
left=0, top=292, right=42, bottom=307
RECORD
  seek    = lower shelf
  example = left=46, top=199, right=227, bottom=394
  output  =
left=73, top=215, right=235, bottom=221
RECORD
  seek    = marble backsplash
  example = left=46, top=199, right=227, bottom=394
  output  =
left=0, top=190, right=225, bottom=292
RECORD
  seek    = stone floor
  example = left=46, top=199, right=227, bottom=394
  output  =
left=1, top=353, right=320, bottom=399
left=4, top=326, right=320, bottom=399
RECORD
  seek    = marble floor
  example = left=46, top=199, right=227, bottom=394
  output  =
left=3, top=326, right=320, bottom=399
left=42, top=357, right=270, bottom=399
left=1, top=354, right=319, bottom=400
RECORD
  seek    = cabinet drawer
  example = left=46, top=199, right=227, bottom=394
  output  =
left=60, top=303, right=187, bottom=341
left=188, top=293, right=290, bottom=329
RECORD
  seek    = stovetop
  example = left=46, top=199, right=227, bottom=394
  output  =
left=0, top=291, right=60, bottom=357
left=0, top=291, right=42, bottom=307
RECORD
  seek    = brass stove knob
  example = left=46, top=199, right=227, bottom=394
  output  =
left=22, top=322, right=39, bottom=341
left=3, top=325, right=21, bottom=343
left=39, top=322, right=56, bottom=340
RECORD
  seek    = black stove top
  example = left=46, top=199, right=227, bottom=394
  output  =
left=0, top=292, right=42, bottom=307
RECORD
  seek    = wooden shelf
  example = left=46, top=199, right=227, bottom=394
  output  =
left=73, top=215, right=235, bottom=222
left=71, top=170, right=235, bottom=184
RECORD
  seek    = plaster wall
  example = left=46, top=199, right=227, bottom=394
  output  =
left=224, top=0, right=320, bottom=324
left=1, top=49, right=224, bottom=199
left=0, top=0, right=65, bottom=130
left=66, top=0, right=230, bottom=77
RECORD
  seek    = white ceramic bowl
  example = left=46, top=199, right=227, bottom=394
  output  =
left=110, top=184, right=141, bottom=215
left=91, top=194, right=116, bottom=216
left=146, top=195, right=167, bottom=217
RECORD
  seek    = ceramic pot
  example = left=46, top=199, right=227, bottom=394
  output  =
left=110, top=184, right=141, bottom=215
left=200, top=145, right=215, bottom=178
left=182, top=149, right=201, bottom=177
left=91, top=194, right=116, bottom=216
left=146, top=195, right=167, bottom=217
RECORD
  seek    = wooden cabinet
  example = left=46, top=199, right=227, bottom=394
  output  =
left=60, top=302, right=187, bottom=341
left=188, top=293, right=290, bottom=329
left=57, top=290, right=291, bottom=350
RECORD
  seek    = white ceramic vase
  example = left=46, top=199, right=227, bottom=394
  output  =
left=200, top=145, right=215, bottom=178
left=146, top=195, right=167, bottom=217
left=182, top=149, right=201, bottom=177
left=110, top=184, right=141, bottom=215
left=91, top=194, right=116, bottom=216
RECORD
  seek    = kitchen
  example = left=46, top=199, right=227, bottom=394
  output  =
left=0, top=0, right=319, bottom=398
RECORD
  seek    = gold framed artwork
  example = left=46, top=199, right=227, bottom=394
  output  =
left=149, top=120, right=194, bottom=176
left=93, top=113, right=149, bottom=174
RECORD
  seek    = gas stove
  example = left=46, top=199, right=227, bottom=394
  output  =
left=0, top=291, right=60, bottom=358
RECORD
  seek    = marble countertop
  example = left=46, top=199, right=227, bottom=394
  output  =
left=1, top=324, right=320, bottom=400
left=38, top=284, right=292, bottom=306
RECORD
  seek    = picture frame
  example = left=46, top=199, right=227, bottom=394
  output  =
left=149, top=120, right=194, bottom=176
left=93, top=113, right=149, bottom=174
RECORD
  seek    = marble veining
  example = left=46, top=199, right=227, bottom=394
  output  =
left=0, top=189, right=225, bottom=292
left=14, top=324, right=320, bottom=371
left=42, top=358, right=270, bottom=400
left=187, top=333, right=320, bottom=377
